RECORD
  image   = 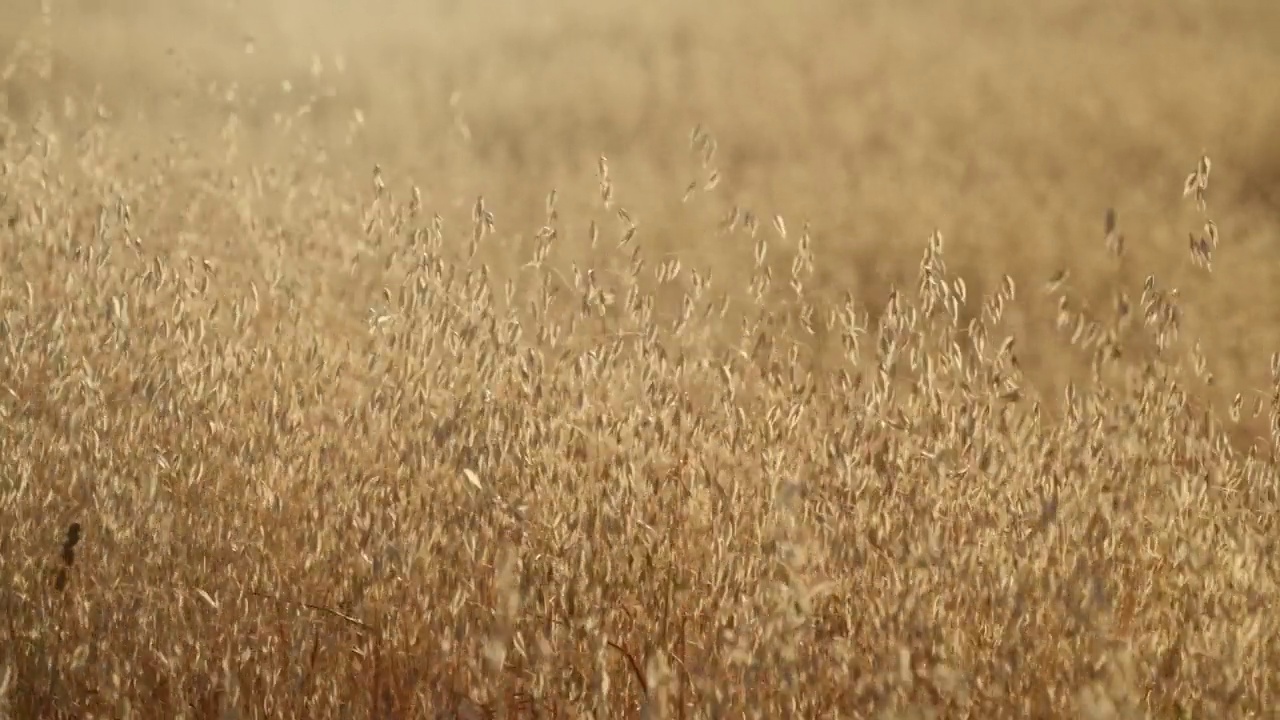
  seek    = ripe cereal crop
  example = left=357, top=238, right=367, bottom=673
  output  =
left=3, top=0, right=1280, bottom=717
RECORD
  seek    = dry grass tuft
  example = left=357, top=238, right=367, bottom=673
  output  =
left=3, top=0, right=1280, bottom=717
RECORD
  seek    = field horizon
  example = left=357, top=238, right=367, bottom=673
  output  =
left=4, top=0, right=1280, bottom=717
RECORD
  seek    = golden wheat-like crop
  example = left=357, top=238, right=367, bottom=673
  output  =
left=3, top=1, right=1280, bottom=717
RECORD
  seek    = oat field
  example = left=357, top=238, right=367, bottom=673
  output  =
left=3, top=0, right=1280, bottom=717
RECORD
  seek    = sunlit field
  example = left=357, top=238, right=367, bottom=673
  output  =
left=3, top=0, right=1280, bottom=716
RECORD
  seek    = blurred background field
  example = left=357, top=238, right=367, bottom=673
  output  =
left=6, top=0, right=1279, bottom=397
